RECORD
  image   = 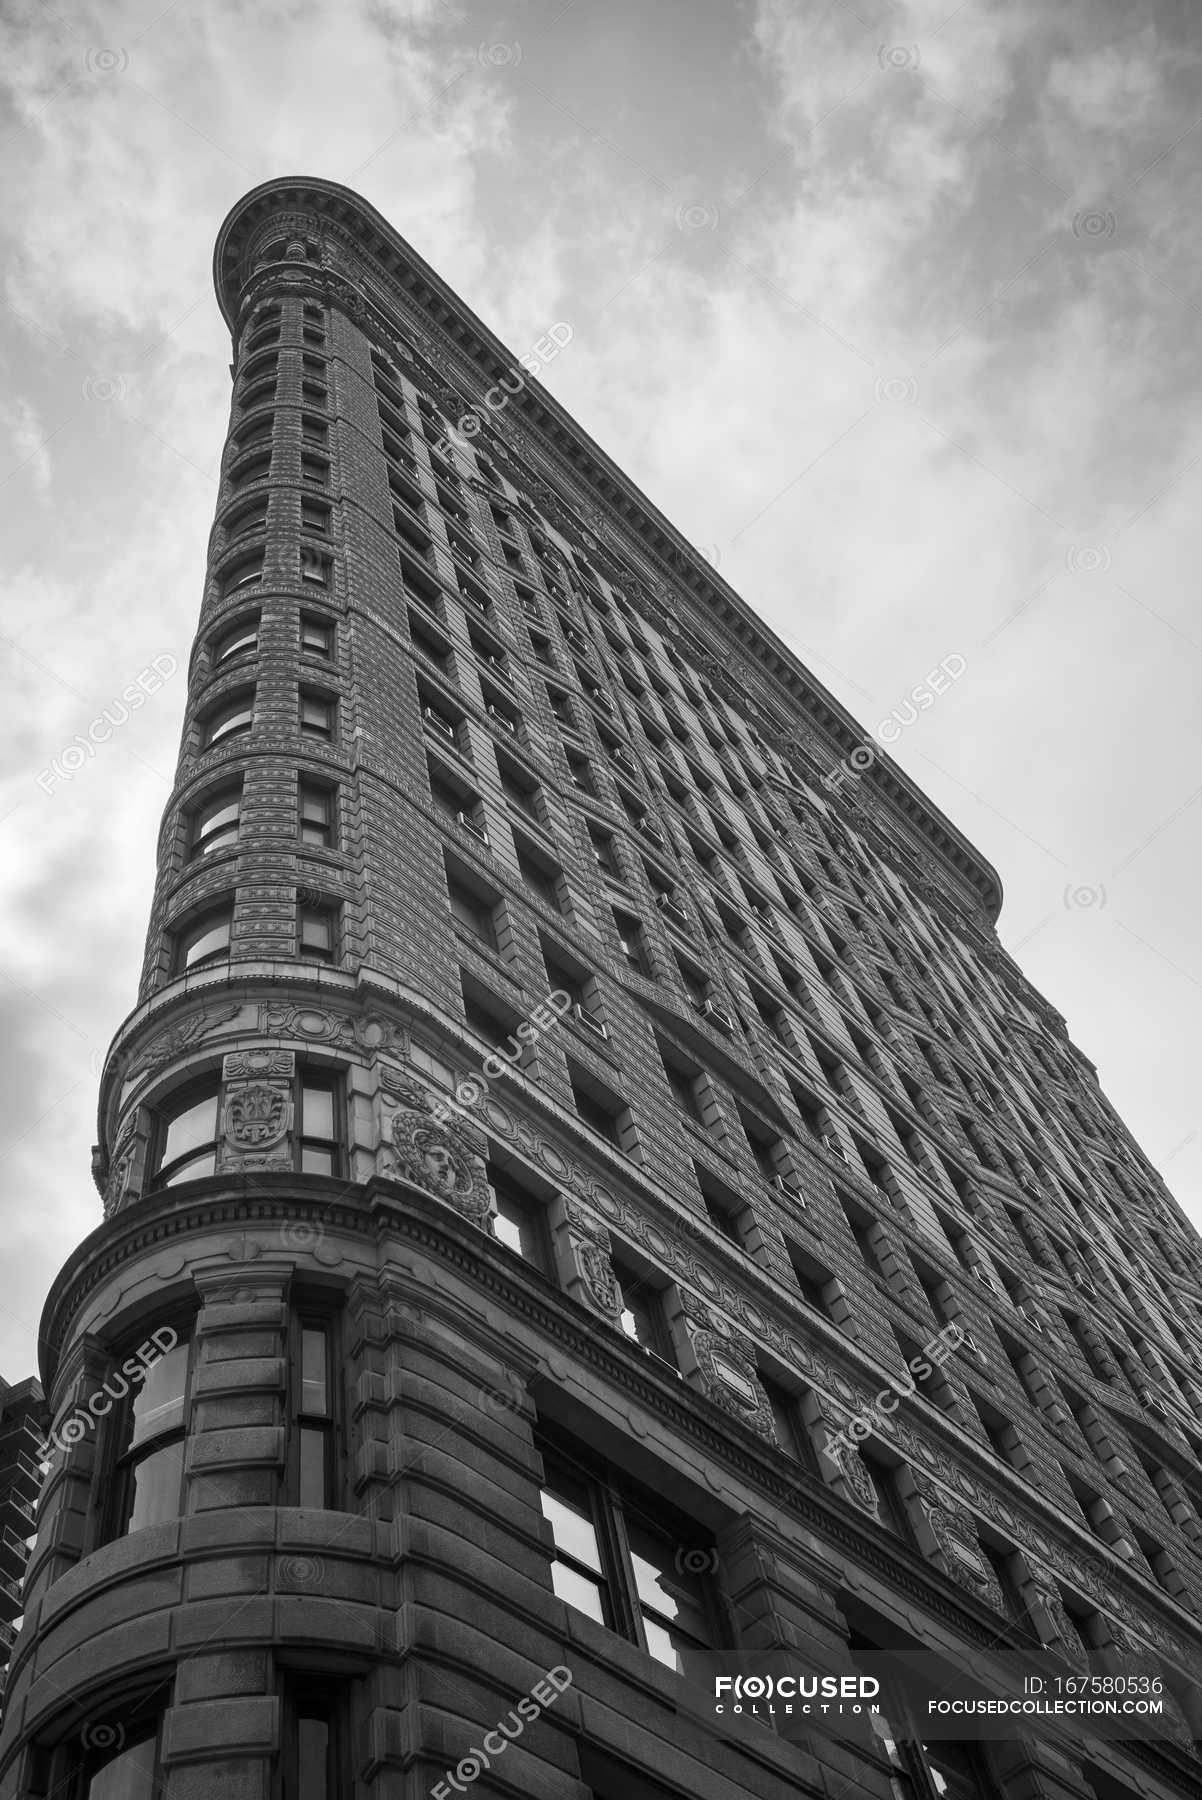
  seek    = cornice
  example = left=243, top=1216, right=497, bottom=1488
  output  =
left=213, top=178, right=1003, bottom=925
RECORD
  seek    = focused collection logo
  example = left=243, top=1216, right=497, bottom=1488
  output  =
left=714, top=1674, right=880, bottom=1716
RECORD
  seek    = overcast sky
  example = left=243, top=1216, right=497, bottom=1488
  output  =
left=2, top=0, right=1200, bottom=1381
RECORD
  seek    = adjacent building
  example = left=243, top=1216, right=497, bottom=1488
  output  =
left=1, top=177, right=1200, bottom=1799
left=0, top=1379, right=45, bottom=1723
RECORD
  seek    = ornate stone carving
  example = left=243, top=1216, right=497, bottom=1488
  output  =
left=125, top=1003, right=241, bottom=1079
left=224, top=1049, right=295, bottom=1081
left=1026, top=1566, right=1089, bottom=1666
left=912, top=1474, right=1007, bottom=1613
left=674, top=1290, right=775, bottom=1439
left=379, top=1072, right=490, bottom=1225
left=559, top=1198, right=621, bottom=1317
left=219, top=1078, right=293, bottom=1174
left=102, top=1119, right=140, bottom=1218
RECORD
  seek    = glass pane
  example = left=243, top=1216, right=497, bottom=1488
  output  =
left=642, top=1614, right=717, bottom=1682
left=300, top=1144, right=334, bottom=1176
left=163, top=1148, right=217, bottom=1185
left=921, top=1741, right=988, bottom=1800
left=299, top=1426, right=328, bottom=1508
left=208, top=704, right=252, bottom=741
left=199, top=798, right=239, bottom=839
left=620, top=1290, right=657, bottom=1349
left=301, top=1085, right=335, bottom=1141
left=300, top=913, right=333, bottom=953
left=626, top=1521, right=711, bottom=1639
left=301, top=1328, right=329, bottom=1415
left=130, top=1341, right=190, bottom=1446
left=298, top=1716, right=329, bottom=1800
left=493, top=1189, right=543, bottom=1267
left=127, top=1441, right=184, bottom=1531
left=218, top=627, right=257, bottom=660
left=549, top=1559, right=606, bottom=1623
left=161, top=1093, right=218, bottom=1171
left=184, top=918, right=231, bottom=967
left=540, top=1481, right=603, bottom=1573
left=87, top=1734, right=158, bottom=1799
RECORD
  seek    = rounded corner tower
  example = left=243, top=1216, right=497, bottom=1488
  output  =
left=2, top=177, right=1200, bottom=1800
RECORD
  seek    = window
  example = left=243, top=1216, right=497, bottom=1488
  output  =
left=540, top=938, right=604, bottom=1034
left=409, top=611, right=453, bottom=670
left=488, top=1164, right=552, bottom=1273
left=212, top=612, right=259, bottom=665
left=105, top=1323, right=194, bottom=1536
left=240, top=378, right=276, bottom=412
left=301, top=495, right=331, bottom=536
left=219, top=549, right=264, bottom=596
left=301, top=451, right=329, bottom=486
left=298, top=778, right=336, bottom=849
left=657, top=1041, right=709, bottom=1127
left=152, top=1079, right=220, bottom=1186
left=862, top=1452, right=913, bottom=1538
left=537, top=1434, right=719, bottom=1679
left=233, top=415, right=274, bottom=454
left=298, top=898, right=339, bottom=962
left=299, top=688, right=336, bottom=741
left=301, top=414, right=328, bottom=449
left=201, top=688, right=255, bottom=747
left=612, top=909, right=652, bottom=976
left=421, top=694, right=462, bottom=747
left=277, top=1681, right=345, bottom=1800
left=694, top=1165, right=746, bottom=1247
left=187, top=781, right=242, bottom=858
left=497, top=754, right=541, bottom=821
left=566, top=750, right=594, bottom=794
left=225, top=495, right=269, bottom=539
left=428, top=758, right=486, bottom=838
left=849, top=1636, right=999, bottom=1800
left=547, top=684, right=574, bottom=728
left=172, top=900, right=233, bottom=973
left=300, top=611, right=334, bottom=659
left=446, top=860, right=500, bottom=951
left=297, top=1074, right=341, bottom=1176
left=292, top=1313, right=336, bottom=1507
left=229, top=448, right=272, bottom=490
left=66, top=1704, right=164, bottom=1797
left=762, top=1374, right=809, bottom=1463
left=568, top=1062, right=635, bottom=1155
left=300, top=548, right=332, bottom=588
left=737, top=1105, right=795, bottom=1189
left=612, top=1254, right=675, bottom=1365
left=514, top=836, right=569, bottom=914
left=589, top=829, right=620, bottom=879
left=786, top=1242, right=841, bottom=1320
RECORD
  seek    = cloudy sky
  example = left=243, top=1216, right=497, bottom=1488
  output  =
left=2, top=0, right=1200, bottom=1380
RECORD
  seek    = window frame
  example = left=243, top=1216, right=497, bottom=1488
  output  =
left=200, top=687, right=256, bottom=749
left=150, top=1076, right=222, bottom=1188
left=298, top=776, right=337, bottom=850
left=101, top=1318, right=197, bottom=1543
left=289, top=1307, right=339, bottom=1509
left=537, top=1431, right=722, bottom=1680
left=171, top=899, right=234, bottom=975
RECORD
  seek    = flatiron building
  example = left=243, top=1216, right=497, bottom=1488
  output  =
left=1, top=177, right=1200, bottom=1800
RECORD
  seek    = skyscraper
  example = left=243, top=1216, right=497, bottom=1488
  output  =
left=1, top=175, right=1199, bottom=1798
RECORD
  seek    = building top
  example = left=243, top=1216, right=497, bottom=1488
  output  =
left=0, top=1378, right=43, bottom=1414
left=214, top=177, right=1004, bottom=924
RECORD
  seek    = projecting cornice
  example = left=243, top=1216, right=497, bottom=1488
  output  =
left=215, top=178, right=1004, bottom=923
